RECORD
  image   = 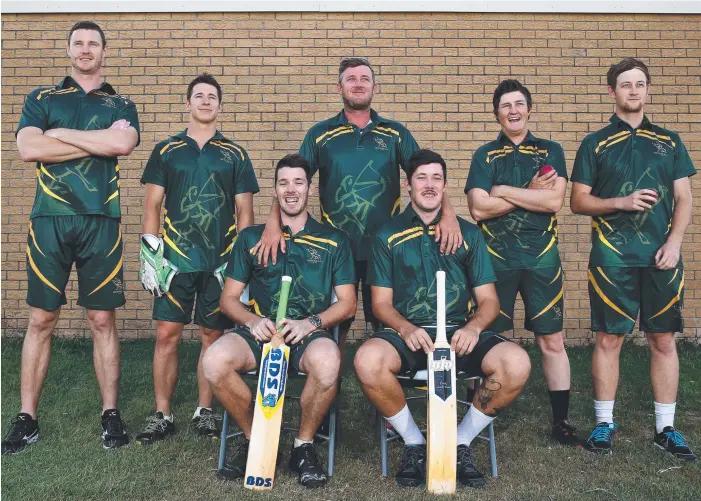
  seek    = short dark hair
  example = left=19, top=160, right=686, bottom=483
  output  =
left=275, top=154, right=312, bottom=184
left=607, top=57, right=651, bottom=88
left=68, top=21, right=106, bottom=47
left=338, top=57, right=375, bottom=83
left=493, top=79, right=532, bottom=116
left=187, top=73, right=222, bottom=103
left=406, top=149, right=447, bottom=184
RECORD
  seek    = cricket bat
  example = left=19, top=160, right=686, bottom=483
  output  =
left=244, top=275, right=292, bottom=490
left=426, top=270, right=457, bottom=495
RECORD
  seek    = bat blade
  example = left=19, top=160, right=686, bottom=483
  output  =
left=244, top=276, right=292, bottom=490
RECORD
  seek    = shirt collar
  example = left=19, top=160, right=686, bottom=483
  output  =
left=403, top=202, right=442, bottom=227
left=280, top=213, right=321, bottom=237
left=175, top=129, right=225, bottom=146
left=496, top=129, right=537, bottom=146
left=59, top=76, right=116, bottom=95
left=609, top=113, right=651, bottom=129
left=333, top=108, right=383, bottom=127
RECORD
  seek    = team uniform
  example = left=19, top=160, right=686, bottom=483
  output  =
left=300, top=109, right=419, bottom=322
left=18, top=76, right=140, bottom=311
left=572, top=114, right=696, bottom=334
left=226, top=216, right=356, bottom=371
left=368, top=204, right=509, bottom=376
left=465, top=132, right=566, bottom=334
left=141, top=130, right=259, bottom=330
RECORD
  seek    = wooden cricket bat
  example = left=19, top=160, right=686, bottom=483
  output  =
left=426, top=270, right=457, bottom=495
left=244, top=275, right=292, bottom=490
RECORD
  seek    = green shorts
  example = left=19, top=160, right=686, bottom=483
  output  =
left=371, top=327, right=510, bottom=378
left=588, top=266, right=684, bottom=335
left=490, top=267, right=564, bottom=335
left=234, top=327, right=334, bottom=373
left=26, top=215, right=125, bottom=311
left=153, top=271, right=233, bottom=330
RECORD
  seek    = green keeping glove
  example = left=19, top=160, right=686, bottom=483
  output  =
left=214, top=262, right=227, bottom=290
left=139, top=234, right=179, bottom=297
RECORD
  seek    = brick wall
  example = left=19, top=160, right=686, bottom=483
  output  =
left=2, top=12, right=700, bottom=343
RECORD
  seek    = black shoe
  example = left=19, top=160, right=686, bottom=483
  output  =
left=191, top=408, right=219, bottom=440
left=395, top=444, right=426, bottom=487
left=289, top=443, right=328, bottom=488
left=135, top=412, right=175, bottom=445
left=585, top=422, right=618, bottom=455
left=456, top=444, right=486, bottom=488
left=101, top=409, right=129, bottom=449
left=218, top=439, right=250, bottom=480
left=654, top=426, right=697, bottom=461
left=2, top=413, right=39, bottom=455
left=552, top=419, right=585, bottom=448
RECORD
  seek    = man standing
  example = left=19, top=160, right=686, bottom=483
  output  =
left=466, top=80, right=582, bottom=446
left=136, top=74, right=258, bottom=444
left=2, top=21, right=140, bottom=454
left=355, top=149, right=531, bottom=488
left=203, top=154, right=357, bottom=487
left=571, top=58, right=696, bottom=460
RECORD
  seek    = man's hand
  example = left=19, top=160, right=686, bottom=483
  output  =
left=44, top=119, right=131, bottom=140
left=655, top=240, right=681, bottom=270
left=435, top=211, right=463, bottom=255
left=252, top=224, right=286, bottom=266
left=400, top=326, right=434, bottom=354
left=246, top=317, right=277, bottom=342
left=617, top=189, right=658, bottom=212
left=278, top=318, right=316, bottom=345
left=109, top=119, right=131, bottom=130
left=529, top=169, right=557, bottom=190
left=450, top=326, right=480, bottom=356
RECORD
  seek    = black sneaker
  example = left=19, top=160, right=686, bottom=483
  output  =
left=395, top=444, right=426, bottom=487
left=191, top=408, right=219, bottom=440
left=585, top=422, right=618, bottom=455
left=218, top=439, right=249, bottom=480
left=654, top=426, right=697, bottom=461
left=2, top=413, right=40, bottom=455
left=289, top=443, right=328, bottom=488
left=101, top=409, right=129, bottom=449
left=456, top=444, right=486, bottom=488
left=552, top=419, right=585, bottom=448
left=135, top=412, right=175, bottom=445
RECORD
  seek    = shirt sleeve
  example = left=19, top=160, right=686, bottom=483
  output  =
left=571, top=136, right=598, bottom=187
left=226, top=230, right=253, bottom=284
left=464, top=228, right=497, bottom=288
left=464, top=150, right=494, bottom=194
left=397, top=127, right=420, bottom=176
left=140, top=144, right=166, bottom=187
left=673, top=135, right=697, bottom=180
left=546, top=142, right=569, bottom=181
left=116, top=98, right=141, bottom=146
left=16, top=88, right=49, bottom=134
left=299, top=128, right=320, bottom=179
left=332, top=235, right=356, bottom=286
left=234, top=149, right=260, bottom=195
left=368, top=232, right=394, bottom=288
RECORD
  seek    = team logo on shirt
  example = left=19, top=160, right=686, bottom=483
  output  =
left=306, top=248, right=322, bottom=264
left=374, top=137, right=388, bottom=151
left=653, top=142, right=668, bottom=156
left=101, top=96, right=117, bottom=109
left=220, top=149, right=233, bottom=163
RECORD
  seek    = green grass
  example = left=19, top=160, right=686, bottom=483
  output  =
left=2, top=339, right=700, bottom=501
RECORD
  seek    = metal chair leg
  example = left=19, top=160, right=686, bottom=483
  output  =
left=218, top=410, right=230, bottom=472
left=380, top=415, right=388, bottom=477
left=488, top=421, right=498, bottom=478
left=328, top=401, right=337, bottom=477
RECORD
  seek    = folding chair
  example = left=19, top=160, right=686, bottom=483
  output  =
left=217, top=287, right=340, bottom=478
left=378, top=370, right=498, bottom=478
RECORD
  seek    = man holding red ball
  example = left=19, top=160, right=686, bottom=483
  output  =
left=465, top=79, right=583, bottom=447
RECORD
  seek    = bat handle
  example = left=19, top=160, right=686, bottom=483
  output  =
left=436, top=270, right=446, bottom=342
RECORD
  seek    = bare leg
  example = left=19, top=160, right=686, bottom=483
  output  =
left=647, top=333, right=678, bottom=404
left=536, top=332, right=570, bottom=391
left=197, top=327, right=223, bottom=408
left=20, top=307, right=60, bottom=418
left=591, top=332, right=624, bottom=401
left=353, top=338, right=405, bottom=417
left=153, top=321, right=184, bottom=415
left=473, top=342, right=531, bottom=415
left=86, top=309, right=120, bottom=412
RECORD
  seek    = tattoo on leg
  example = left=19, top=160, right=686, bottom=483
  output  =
left=477, top=378, right=502, bottom=413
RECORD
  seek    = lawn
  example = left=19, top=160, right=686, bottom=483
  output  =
left=1, top=339, right=700, bottom=501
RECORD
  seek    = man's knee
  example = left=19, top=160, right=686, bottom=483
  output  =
left=86, top=309, right=115, bottom=335
left=302, top=339, right=341, bottom=388
left=596, top=332, right=625, bottom=352
left=354, top=340, right=395, bottom=384
left=155, top=321, right=183, bottom=346
left=536, top=332, right=566, bottom=355
left=27, top=307, right=59, bottom=338
left=202, top=336, right=248, bottom=387
left=647, top=333, right=676, bottom=356
left=200, top=327, right=222, bottom=345
left=483, top=343, right=531, bottom=388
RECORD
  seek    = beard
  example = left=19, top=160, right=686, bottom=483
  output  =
left=342, top=94, right=372, bottom=111
left=618, top=100, right=643, bottom=113
left=71, top=55, right=102, bottom=75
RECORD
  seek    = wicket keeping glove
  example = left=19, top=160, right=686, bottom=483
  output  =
left=139, top=234, right=179, bottom=297
left=214, top=262, right=227, bottom=290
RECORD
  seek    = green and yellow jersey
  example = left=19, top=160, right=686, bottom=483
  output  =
left=465, top=131, right=567, bottom=272
left=141, top=130, right=260, bottom=273
left=369, top=204, right=496, bottom=327
left=299, top=109, right=420, bottom=261
left=226, top=216, right=356, bottom=319
left=17, top=76, right=140, bottom=219
left=572, top=114, right=696, bottom=267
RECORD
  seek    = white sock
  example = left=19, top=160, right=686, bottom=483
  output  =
left=160, top=413, right=173, bottom=422
left=457, top=405, right=495, bottom=446
left=192, top=406, right=211, bottom=419
left=654, top=402, right=676, bottom=434
left=294, top=438, right=313, bottom=448
left=594, top=400, right=615, bottom=425
left=386, top=404, right=425, bottom=445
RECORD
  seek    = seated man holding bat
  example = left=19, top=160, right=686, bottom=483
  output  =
left=354, top=149, right=531, bottom=488
left=203, top=154, right=357, bottom=488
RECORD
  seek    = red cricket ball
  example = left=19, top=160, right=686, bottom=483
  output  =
left=539, top=165, right=554, bottom=176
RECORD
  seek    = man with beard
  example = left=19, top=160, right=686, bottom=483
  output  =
left=2, top=21, right=140, bottom=454
left=571, top=58, right=696, bottom=460
left=355, top=149, right=531, bottom=488
left=136, top=74, right=259, bottom=444
left=202, top=154, right=357, bottom=487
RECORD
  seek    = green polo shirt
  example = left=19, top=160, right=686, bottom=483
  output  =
left=464, top=131, right=567, bottom=272
left=572, top=114, right=696, bottom=267
left=226, top=215, right=356, bottom=320
left=17, top=76, right=140, bottom=219
left=141, top=130, right=260, bottom=273
left=369, top=204, right=496, bottom=327
left=299, top=109, right=420, bottom=261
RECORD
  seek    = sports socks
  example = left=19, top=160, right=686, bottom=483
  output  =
left=192, top=406, right=211, bottom=419
left=294, top=438, right=313, bottom=448
left=457, top=405, right=495, bottom=446
left=386, top=404, right=425, bottom=445
left=594, top=400, right=615, bottom=424
left=548, top=389, right=570, bottom=423
left=654, top=402, right=676, bottom=434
